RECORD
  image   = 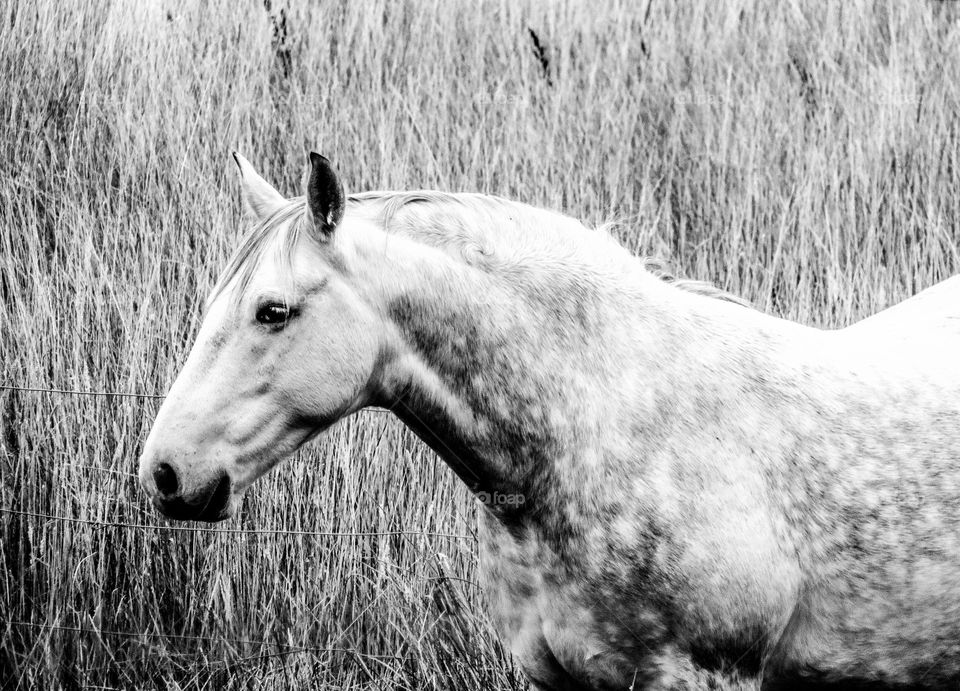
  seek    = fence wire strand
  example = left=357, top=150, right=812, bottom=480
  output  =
left=5, top=620, right=412, bottom=662
left=0, top=384, right=165, bottom=400
left=0, top=383, right=393, bottom=414
left=0, top=507, right=474, bottom=540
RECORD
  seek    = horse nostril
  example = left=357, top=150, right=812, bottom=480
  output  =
left=153, top=462, right=179, bottom=497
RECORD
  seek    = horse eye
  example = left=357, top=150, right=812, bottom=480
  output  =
left=255, top=303, right=289, bottom=326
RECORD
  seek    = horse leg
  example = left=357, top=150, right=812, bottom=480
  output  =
left=519, top=643, right=762, bottom=691
left=633, top=646, right=763, bottom=691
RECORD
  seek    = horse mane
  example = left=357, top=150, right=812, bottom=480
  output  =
left=638, top=258, right=752, bottom=308
left=213, top=190, right=751, bottom=309
left=350, top=190, right=752, bottom=308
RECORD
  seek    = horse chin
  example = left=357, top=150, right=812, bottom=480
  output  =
left=198, top=494, right=237, bottom=523
left=152, top=495, right=235, bottom=523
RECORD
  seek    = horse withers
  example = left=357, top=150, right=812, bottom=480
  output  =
left=139, top=153, right=960, bottom=689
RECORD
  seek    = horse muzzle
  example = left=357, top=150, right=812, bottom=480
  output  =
left=139, top=457, right=234, bottom=523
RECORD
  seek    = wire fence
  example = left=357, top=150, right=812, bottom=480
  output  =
left=1, top=380, right=483, bottom=680
left=5, top=619, right=414, bottom=662
left=2, top=619, right=423, bottom=689
left=0, top=383, right=393, bottom=414
left=0, top=380, right=475, bottom=543
left=0, top=384, right=165, bottom=400
left=0, top=506, right=474, bottom=541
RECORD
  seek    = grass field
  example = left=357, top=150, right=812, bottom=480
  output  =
left=2, top=0, right=959, bottom=688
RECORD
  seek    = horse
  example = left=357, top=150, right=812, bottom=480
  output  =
left=138, top=152, right=960, bottom=690
left=841, top=274, right=960, bottom=355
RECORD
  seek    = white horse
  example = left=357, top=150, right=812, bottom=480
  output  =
left=842, top=275, right=960, bottom=351
left=139, top=153, right=960, bottom=690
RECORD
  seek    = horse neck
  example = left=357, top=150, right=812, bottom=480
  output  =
left=348, top=217, right=677, bottom=528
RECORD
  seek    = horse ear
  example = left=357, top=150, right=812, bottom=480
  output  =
left=305, top=152, right=345, bottom=238
left=232, top=152, right=286, bottom=222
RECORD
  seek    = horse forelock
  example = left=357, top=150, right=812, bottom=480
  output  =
left=211, top=198, right=308, bottom=307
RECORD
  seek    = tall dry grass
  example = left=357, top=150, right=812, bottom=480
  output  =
left=1, top=0, right=959, bottom=688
